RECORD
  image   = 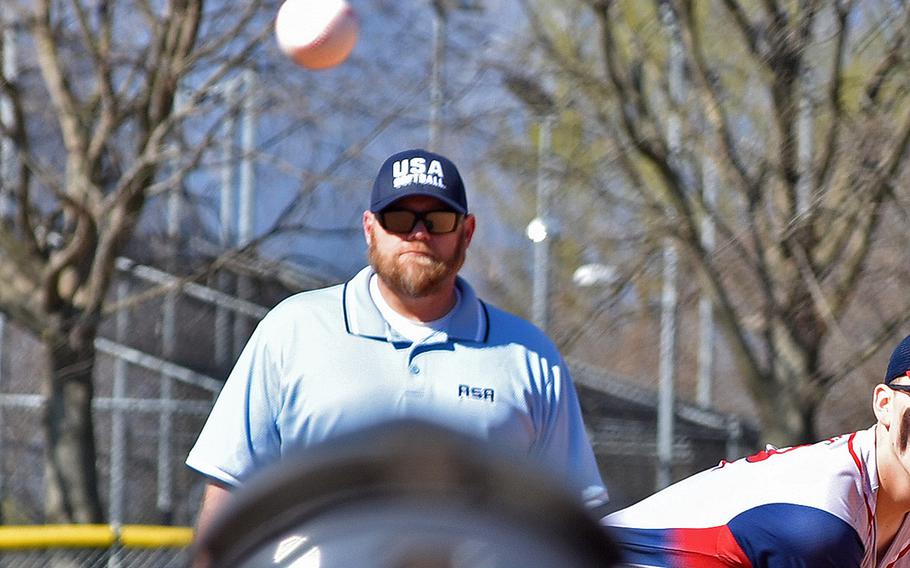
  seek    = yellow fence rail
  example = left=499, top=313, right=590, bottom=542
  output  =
left=0, top=525, right=193, bottom=567
left=0, top=524, right=193, bottom=549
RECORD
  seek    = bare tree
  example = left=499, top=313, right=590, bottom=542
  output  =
left=0, top=0, right=280, bottom=522
left=503, top=0, right=910, bottom=444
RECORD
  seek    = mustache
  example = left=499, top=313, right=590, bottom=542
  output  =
left=397, top=246, right=437, bottom=257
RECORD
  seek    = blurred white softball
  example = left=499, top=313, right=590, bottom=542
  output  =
left=275, top=0, right=360, bottom=70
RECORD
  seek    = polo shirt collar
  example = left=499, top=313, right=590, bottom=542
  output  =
left=343, top=266, right=488, bottom=343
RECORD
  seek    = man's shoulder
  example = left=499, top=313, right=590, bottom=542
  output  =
left=260, top=282, right=346, bottom=326
left=480, top=301, right=559, bottom=352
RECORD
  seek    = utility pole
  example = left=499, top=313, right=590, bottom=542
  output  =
left=429, top=0, right=447, bottom=151
left=216, top=76, right=240, bottom=369
left=0, top=13, right=18, bottom=524
left=697, top=153, right=717, bottom=408
left=657, top=0, right=683, bottom=491
left=234, top=69, right=257, bottom=357
left=428, top=1, right=483, bottom=150
left=215, top=71, right=257, bottom=363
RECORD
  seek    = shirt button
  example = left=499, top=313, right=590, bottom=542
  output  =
left=409, top=365, right=420, bottom=375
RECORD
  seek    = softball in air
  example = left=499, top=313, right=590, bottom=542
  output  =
left=275, top=0, right=360, bottom=70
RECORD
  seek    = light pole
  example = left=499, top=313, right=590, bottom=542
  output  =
left=528, top=113, right=556, bottom=331
left=503, top=73, right=557, bottom=332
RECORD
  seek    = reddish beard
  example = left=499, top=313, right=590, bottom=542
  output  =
left=368, top=227, right=467, bottom=298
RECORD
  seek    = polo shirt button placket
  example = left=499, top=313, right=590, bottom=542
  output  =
left=407, top=344, right=423, bottom=378
left=405, top=359, right=425, bottom=398
left=405, top=344, right=428, bottom=397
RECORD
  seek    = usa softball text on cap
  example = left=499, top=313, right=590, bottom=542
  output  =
left=370, top=148, right=468, bottom=214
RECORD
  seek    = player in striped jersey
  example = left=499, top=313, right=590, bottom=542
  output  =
left=603, top=334, right=910, bottom=567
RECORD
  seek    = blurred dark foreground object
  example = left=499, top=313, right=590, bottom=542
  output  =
left=192, top=420, right=620, bottom=567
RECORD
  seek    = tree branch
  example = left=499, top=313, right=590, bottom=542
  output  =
left=720, top=0, right=762, bottom=57
left=675, top=1, right=759, bottom=200
left=80, top=0, right=119, bottom=167
left=32, top=0, right=87, bottom=156
left=813, top=2, right=850, bottom=195
left=861, top=3, right=909, bottom=110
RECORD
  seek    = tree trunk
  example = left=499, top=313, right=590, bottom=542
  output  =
left=754, top=384, right=819, bottom=447
left=43, top=332, right=103, bottom=523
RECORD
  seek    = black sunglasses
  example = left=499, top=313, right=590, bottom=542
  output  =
left=377, top=209, right=463, bottom=234
left=887, top=371, right=910, bottom=391
left=888, top=383, right=910, bottom=393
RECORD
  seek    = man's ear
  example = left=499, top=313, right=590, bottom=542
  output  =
left=462, top=214, right=476, bottom=247
left=874, top=384, right=895, bottom=428
left=363, top=211, right=374, bottom=245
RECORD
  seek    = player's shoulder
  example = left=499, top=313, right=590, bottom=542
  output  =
left=753, top=431, right=867, bottom=475
left=606, top=431, right=869, bottom=530
left=713, top=432, right=866, bottom=498
left=725, top=432, right=871, bottom=519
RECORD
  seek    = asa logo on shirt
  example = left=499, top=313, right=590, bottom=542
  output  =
left=392, top=157, right=446, bottom=190
left=458, top=384, right=494, bottom=402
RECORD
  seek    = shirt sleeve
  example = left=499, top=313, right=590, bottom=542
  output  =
left=185, top=317, right=283, bottom=486
left=531, top=355, right=608, bottom=508
left=607, top=504, right=864, bottom=568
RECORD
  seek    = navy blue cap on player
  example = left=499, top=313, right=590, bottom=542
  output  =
left=370, top=149, right=468, bottom=214
left=885, top=334, right=910, bottom=384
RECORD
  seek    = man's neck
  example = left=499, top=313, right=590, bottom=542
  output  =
left=376, top=276, right=458, bottom=322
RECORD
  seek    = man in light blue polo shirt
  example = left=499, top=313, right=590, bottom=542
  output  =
left=187, top=148, right=607, bottom=536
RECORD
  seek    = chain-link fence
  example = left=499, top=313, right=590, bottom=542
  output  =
left=0, top=336, right=214, bottom=527
left=0, top=548, right=186, bottom=568
left=0, top=257, right=756, bottom=553
left=0, top=255, right=334, bottom=535
left=0, top=261, right=249, bottom=527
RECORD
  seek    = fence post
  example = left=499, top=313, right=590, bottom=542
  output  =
left=109, top=280, right=130, bottom=567
left=157, top=88, right=186, bottom=525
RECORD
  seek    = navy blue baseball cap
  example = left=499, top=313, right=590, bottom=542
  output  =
left=370, top=149, right=468, bottom=214
left=885, top=334, right=910, bottom=384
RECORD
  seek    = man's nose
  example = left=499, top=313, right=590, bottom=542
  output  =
left=408, top=219, right=432, bottom=239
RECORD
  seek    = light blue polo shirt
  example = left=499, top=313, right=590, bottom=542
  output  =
left=186, top=267, right=607, bottom=506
